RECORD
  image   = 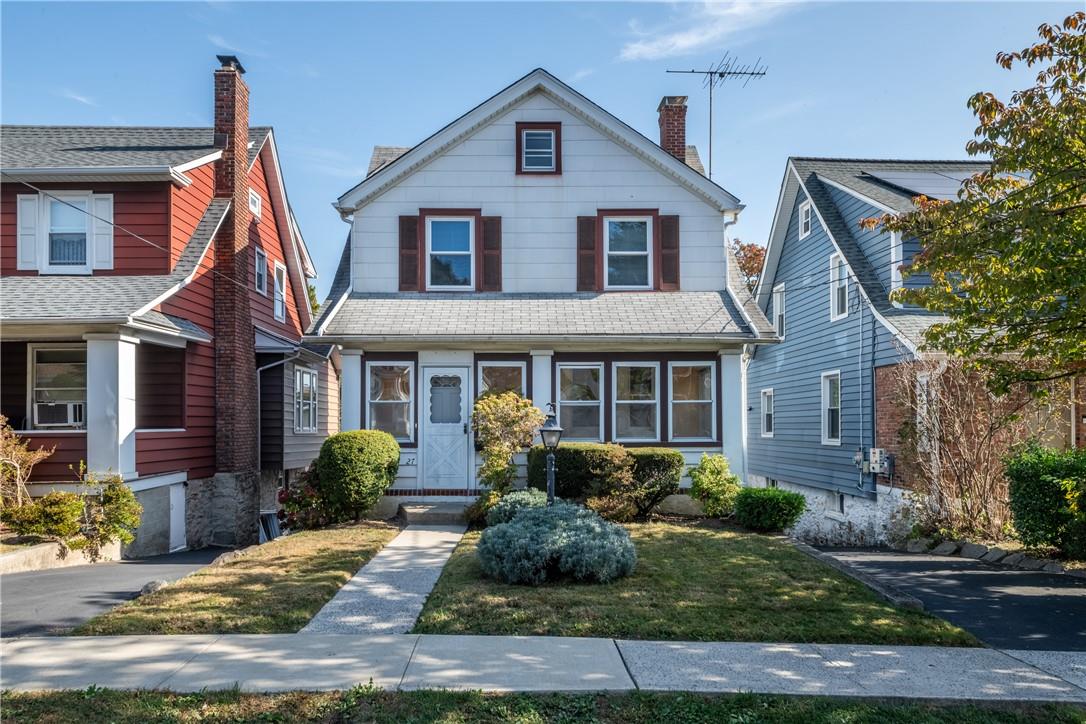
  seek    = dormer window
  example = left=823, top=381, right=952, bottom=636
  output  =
left=516, top=122, right=561, bottom=175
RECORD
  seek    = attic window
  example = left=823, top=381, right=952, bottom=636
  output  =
left=516, top=122, right=561, bottom=175
left=798, top=200, right=812, bottom=239
left=249, top=188, right=262, bottom=219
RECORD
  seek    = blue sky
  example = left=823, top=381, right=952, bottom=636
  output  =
left=2, top=1, right=1077, bottom=298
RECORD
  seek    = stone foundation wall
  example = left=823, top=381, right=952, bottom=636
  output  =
left=124, top=485, right=170, bottom=558
left=185, top=476, right=216, bottom=549
left=747, top=474, right=915, bottom=547
left=210, top=471, right=261, bottom=546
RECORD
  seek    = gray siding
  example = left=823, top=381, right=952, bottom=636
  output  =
left=259, top=357, right=284, bottom=469
left=282, top=359, right=338, bottom=472
left=828, top=185, right=892, bottom=293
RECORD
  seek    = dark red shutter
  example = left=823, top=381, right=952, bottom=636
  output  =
left=479, top=216, right=502, bottom=291
left=577, top=216, right=598, bottom=291
left=658, top=214, right=680, bottom=290
left=398, top=215, right=420, bottom=291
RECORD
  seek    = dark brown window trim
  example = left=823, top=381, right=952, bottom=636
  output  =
left=595, top=209, right=662, bottom=291
left=515, top=122, right=562, bottom=175
left=361, top=351, right=420, bottom=449
left=552, top=352, right=722, bottom=447
left=417, top=209, right=483, bottom=292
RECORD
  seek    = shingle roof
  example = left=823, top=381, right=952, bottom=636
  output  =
left=321, top=291, right=756, bottom=341
left=684, top=146, right=705, bottom=176
left=366, top=146, right=411, bottom=177
left=0, top=199, right=228, bottom=324
left=309, top=231, right=352, bottom=333
left=133, top=311, right=212, bottom=341
left=0, top=126, right=271, bottom=170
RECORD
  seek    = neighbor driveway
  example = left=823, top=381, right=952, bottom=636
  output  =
left=818, top=548, right=1086, bottom=651
left=1, top=548, right=221, bottom=637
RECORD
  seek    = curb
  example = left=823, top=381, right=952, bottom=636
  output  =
left=898, top=538, right=1086, bottom=580
left=788, top=538, right=925, bottom=611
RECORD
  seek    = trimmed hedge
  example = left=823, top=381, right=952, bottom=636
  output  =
left=526, top=443, right=632, bottom=500
left=1006, top=443, right=1086, bottom=557
left=734, top=487, right=806, bottom=532
left=476, top=503, right=636, bottom=585
left=312, top=430, right=400, bottom=521
left=486, top=488, right=549, bottom=527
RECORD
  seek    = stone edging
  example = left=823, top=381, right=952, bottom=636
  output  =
left=785, top=537, right=925, bottom=611
left=900, top=538, right=1086, bottom=580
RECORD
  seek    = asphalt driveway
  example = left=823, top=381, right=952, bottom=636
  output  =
left=1, top=548, right=221, bottom=637
left=819, top=548, right=1086, bottom=651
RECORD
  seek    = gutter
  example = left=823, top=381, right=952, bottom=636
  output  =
left=306, top=333, right=769, bottom=345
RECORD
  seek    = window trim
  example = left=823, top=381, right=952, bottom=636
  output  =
left=254, top=247, right=268, bottom=296
left=760, top=388, right=774, bottom=438
left=477, top=361, right=527, bottom=397
left=829, top=252, right=849, bottom=321
left=603, top=215, right=654, bottom=291
left=556, top=362, right=604, bottom=442
left=293, top=366, right=319, bottom=434
left=42, top=191, right=93, bottom=275
left=611, top=361, right=661, bottom=443
left=515, top=121, right=562, bottom=175
left=26, top=342, right=87, bottom=430
left=365, top=360, right=415, bottom=443
left=667, top=361, right=717, bottom=442
left=821, top=370, right=842, bottom=446
left=273, top=261, right=287, bottom=322
left=798, top=199, right=813, bottom=240
left=772, top=283, right=786, bottom=340
left=889, top=230, right=903, bottom=307
left=248, top=187, right=262, bottom=220
left=424, top=215, right=476, bottom=291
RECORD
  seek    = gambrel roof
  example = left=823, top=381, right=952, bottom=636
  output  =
left=336, top=68, right=743, bottom=215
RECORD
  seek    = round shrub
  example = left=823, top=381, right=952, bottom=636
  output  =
left=689, top=453, right=742, bottom=518
left=625, top=448, right=684, bottom=517
left=734, top=487, right=807, bottom=532
left=526, top=443, right=632, bottom=500
left=476, top=503, right=637, bottom=585
left=1006, top=443, right=1086, bottom=555
left=486, top=488, right=548, bottom=526
left=312, top=430, right=400, bottom=521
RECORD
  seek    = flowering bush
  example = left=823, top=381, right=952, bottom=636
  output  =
left=277, top=471, right=334, bottom=530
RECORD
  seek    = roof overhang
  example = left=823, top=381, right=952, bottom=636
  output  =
left=0, top=159, right=221, bottom=187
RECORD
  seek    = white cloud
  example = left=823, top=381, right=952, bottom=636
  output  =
left=207, top=34, right=267, bottom=59
left=58, top=88, right=96, bottom=106
left=570, top=68, right=595, bottom=83
left=620, top=1, right=794, bottom=62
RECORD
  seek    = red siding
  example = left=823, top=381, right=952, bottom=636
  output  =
left=170, top=162, right=216, bottom=268
left=22, top=433, right=86, bottom=482
left=0, top=182, right=171, bottom=276
left=247, top=153, right=303, bottom=340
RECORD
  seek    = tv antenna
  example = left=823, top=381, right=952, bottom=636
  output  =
left=667, top=53, right=767, bottom=179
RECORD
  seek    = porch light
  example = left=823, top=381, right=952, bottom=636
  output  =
left=540, top=403, right=563, bottom=505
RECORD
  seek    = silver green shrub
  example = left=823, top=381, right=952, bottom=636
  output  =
left=485, top=488, right=549, bottom=527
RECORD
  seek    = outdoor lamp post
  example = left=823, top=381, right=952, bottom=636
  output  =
left=540, top=403, right=563, bottom=505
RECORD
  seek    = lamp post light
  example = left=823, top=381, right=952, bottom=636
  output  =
left=539, top=403, right=563, bottom=505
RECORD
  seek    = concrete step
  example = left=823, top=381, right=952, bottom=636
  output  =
left=399, top=503, right=469, bottom=525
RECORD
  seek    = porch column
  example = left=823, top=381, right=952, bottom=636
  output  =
left=340, top=349, right=363, bottom=431
left=530, top=349, right=553, bottom=415
left=719, top=350, right=746, bottom=481
left=84, top=333, right=139, bottom=480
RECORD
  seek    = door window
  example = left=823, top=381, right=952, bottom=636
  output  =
left=429, top=375, right=463, bottom=424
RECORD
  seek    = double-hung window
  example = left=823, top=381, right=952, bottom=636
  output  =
left=821, top=371, right=842, bottom=445
left=47, top=196, right=90, bottom=271
left=478, top=362, right=526, bottom=397
left=890, top=231, right=903, bottom=304
left=426, top=217, right=474, bottom=290
left=829, top=253, right=848, bottom=320
left=367, top=362, right=414, bottom=442
left=30, top=345, right=86, bottom=429
left=604, top=216, right=652, bottom=289
left=255, top=248, right=268, bottom=295
left=273, top=262, right=287, bottom=321
left=798, top=200, right=813, bottom=239
left=516, top=122, right=560, bottom=174
left=760, top=389, right=774, bottom=437
left=248, top=188, right=262, bottom=219
left=557, top=363, right=603, bottom=441
left=772, top=284, right=786, bottom=339
left=669, top=362, right=715, bottom=441
left=294, top=367, right=318, bottom=433
left=613, top=362, right=659, bottom=442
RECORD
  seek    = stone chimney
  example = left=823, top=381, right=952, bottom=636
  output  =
left=657, top=95, right=687, bottom=162
left=210, top=55, right=259, bottom=545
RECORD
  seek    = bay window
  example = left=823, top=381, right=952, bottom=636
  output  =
left=426, top=217, right=474, bottom=290
left=367, top=362, right=414, bottom=442
left=669, top=362, right=715, bottom=441
left=604, top=217, right=652, bottom=289
left=613, top=363, right=659, bottom=441
left=557, top=363, right=603, bottom=441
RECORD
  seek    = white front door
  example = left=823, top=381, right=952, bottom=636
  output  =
left=168, top=483, right=186, bottom=552
left=422, top=366, right=471, bottom=489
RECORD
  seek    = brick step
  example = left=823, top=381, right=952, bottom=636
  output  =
left=399, top=503, right=469, bottom=525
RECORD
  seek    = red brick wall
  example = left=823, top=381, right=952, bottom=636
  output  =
left=657, top=96, right=687, bottom=161
left=874, top=363, right=916, bottom=489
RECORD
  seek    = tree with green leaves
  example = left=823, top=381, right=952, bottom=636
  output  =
left=863, top=12, right=1085, bottom=392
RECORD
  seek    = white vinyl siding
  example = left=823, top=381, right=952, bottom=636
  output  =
left=829, top=252, right=848, bottom=321
left=557, top=363, right=603, bottom=441
left=668, top=362, right=715, bottom=441
left=366, top=362, right=414, bottom=442
left=821, top=371, right=842, bottom=445
left=273, top=262, right=287, bottom=321
left=612, top=362, right=659, bottom=442
left=293, top=367, right=318, bottom=433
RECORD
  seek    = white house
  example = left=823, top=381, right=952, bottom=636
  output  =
left=311, top=68, right=775, bottom=504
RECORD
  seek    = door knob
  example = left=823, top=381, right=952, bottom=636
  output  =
left=463, top=423, right=469, bottom=434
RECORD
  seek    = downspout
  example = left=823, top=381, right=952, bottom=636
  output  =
left=869, top=304, right=879, bottom=494
left=721, top=210, right=746, bottom=477
left=256, top=352, right=302, bottom=474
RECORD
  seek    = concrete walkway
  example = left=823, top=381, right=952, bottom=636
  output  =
left=3, top=634, right=1085, bottom=701
left=301, top=524, right=465, bottom=635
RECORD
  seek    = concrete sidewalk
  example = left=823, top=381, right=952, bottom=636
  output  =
left=3, top=634, right=1085, bottom=701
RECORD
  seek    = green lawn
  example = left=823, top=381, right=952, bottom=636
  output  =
left=72, top=521, right=400, bottom=635
left=414, top=520, right=977, bottom=645
left=4, top=687, right=1082, bottom=724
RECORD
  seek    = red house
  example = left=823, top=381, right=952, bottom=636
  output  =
left=0, top=56, right=338, bottom=556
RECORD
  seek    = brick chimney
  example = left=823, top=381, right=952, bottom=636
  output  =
left=657, top=95, right=687, bottom=162
left=212, top=55, right=257, bottom=482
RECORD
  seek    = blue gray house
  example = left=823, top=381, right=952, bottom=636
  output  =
left=745, top=158, right=991, bottom=544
